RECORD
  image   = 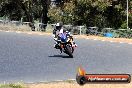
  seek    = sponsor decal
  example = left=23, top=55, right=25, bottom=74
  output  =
left=76, top=67, right=131, bottom=85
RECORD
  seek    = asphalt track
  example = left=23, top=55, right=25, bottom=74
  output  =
left=0, top=31, right=132, bottom=83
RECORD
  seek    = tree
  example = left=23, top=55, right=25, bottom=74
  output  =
left=0, top=0, right=49, bottom=23
left=40, top=0, right=48, bottom=25
left=0, top=0, right=132, bottom=29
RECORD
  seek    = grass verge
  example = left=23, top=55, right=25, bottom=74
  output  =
left=0, top=24, right=31, bottom=32
left=0, top=24, right=132, bottom=43
left=0, top=83, right=25, bottom=88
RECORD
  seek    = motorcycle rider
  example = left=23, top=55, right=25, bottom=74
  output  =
left=53, top=22, right=64, bottom=49
left=53, top=22, right=63, bottom=39
left=53, top=22, right=77, bottom=50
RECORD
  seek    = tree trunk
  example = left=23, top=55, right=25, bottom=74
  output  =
left=16, top=0, right=33, bottom=23
left=40, top=0, right=48, bottom=30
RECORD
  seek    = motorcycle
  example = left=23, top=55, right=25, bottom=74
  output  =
left=54, top=33, right=77, bottom=58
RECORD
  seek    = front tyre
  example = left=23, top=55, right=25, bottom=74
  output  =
left=66, top=44, right=73, bottom=58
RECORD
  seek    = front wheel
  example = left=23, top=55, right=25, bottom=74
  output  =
left=65, top=44, right=73, bottom=58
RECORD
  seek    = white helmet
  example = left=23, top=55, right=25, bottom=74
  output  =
left=56, top=23, right=61, bottom=26
left=56, top=22, right=63, bottom=26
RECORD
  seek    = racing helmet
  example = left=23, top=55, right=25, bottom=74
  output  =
left=56, top=23, right=61, bottom=26
left=56, top=22, right=62, bottom=30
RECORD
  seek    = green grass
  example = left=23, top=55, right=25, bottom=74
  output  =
left=0, top=84, right=25, bottom=88
left=64, top=80, right=76, bottom=83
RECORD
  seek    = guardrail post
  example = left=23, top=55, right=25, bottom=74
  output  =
left=79, top=26, right=81, bottom=35
left=79, top=26, right=85, bottom=35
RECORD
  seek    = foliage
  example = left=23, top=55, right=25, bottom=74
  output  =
left=0, top=0, right=132, bottom=29
left=48, top=0, right=75, bottom=24
left=0, top=0, right=49, bottom=24
left=48, top=7, right=62, bottom=23
left=120, top=21, right=127, bottom=29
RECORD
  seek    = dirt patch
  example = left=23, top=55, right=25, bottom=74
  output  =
left=26, top=81, right=132, bottom=88
left=74, top=35, right=132, bottom=43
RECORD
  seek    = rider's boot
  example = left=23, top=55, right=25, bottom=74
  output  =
left=54, top=42, right=60, bottom=49
left=60, top=48, right=62, bottom=54
left=72, top=42, right=77, bottom=47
